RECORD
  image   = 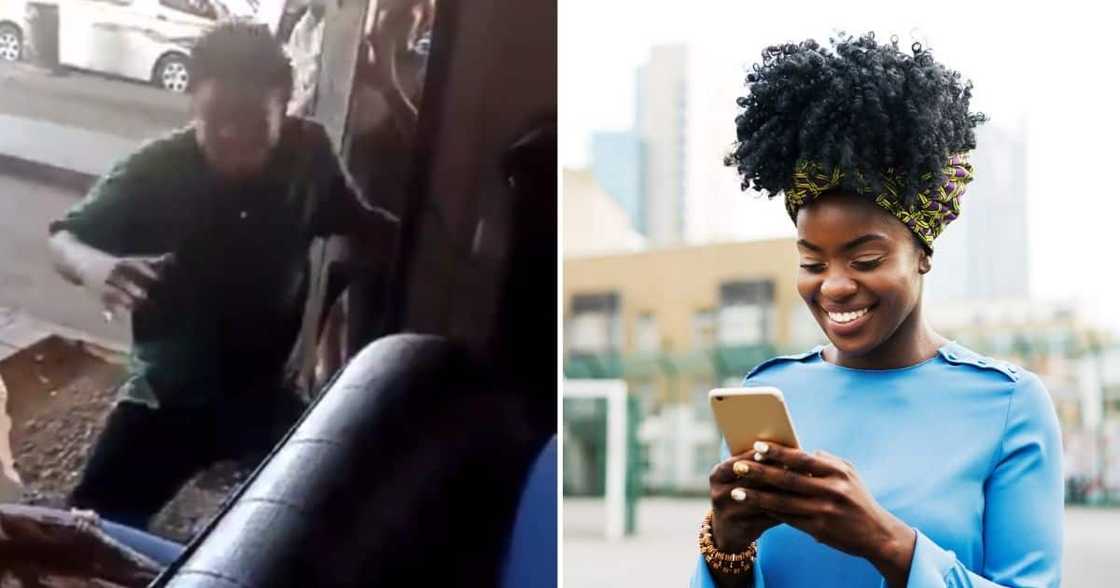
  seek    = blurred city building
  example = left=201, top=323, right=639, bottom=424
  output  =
left=636, top=45, right=687, bottom=247
left=926, top=123, right=1030, bottom=304
left=589, top=131, right=644, bottom=234
left=588, top=45, right=687, bottom=248
left=563, top=169, right=645, bottom=257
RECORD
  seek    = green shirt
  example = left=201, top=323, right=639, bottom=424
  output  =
left=51, top=118, right=368, bottom=408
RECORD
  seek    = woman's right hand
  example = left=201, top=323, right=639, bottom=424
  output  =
left=709, top=451, right=780, bottom=553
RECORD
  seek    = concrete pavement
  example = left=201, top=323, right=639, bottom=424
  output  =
left=0, top=61, right=187, bottom=139
left=0, top=113, right=140, bottom=178
left=0, top=171, right=130, bottom=344
left=0, top=61, right=187, bottom=177
left=564, top=497, right=1120, bottom=587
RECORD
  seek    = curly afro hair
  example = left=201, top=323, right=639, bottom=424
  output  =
left=189, top=19, right=292, bottom=98
left=726, top=32, right=986, bottom=209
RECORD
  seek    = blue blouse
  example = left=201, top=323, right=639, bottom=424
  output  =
left=691, top=342, right=1064, bottom=587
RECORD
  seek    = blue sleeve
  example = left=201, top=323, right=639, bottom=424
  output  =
left=901, top=373, right=1064, bottom=588
left=691, top=554, right=764, bottom=587
left=501, top=437, right=557, bottom=588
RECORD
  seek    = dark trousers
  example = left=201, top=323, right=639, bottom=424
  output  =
left=69, top=391, right=308, bottom=530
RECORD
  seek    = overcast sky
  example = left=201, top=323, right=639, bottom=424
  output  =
left=561, top=0, right=1120, bottom=332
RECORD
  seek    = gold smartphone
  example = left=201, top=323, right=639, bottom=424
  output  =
left=709, top=387, right=801, bottom=455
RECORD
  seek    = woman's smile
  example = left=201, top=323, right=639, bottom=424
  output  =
left=821, top=304, right=875, bottom=336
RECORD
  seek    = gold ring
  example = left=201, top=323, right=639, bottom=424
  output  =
left=732, top=460, right=751, bottom=477
left=730, top=487, right=747, bottom=502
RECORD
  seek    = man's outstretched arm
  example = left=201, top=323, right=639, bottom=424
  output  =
left=49, top=230, right=173, bottom=314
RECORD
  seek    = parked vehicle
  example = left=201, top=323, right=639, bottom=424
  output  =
left=57, top=0, right=269, bottom=92
left=0, top=0, right=27, bottom=62
left=2, top=0, right=287, bottom=91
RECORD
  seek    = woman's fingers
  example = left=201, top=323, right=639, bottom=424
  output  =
left=712, top=444, right=829, bottom=487
left=737, top=459, right=826, bottom=496
left=736, top=487, right=820, bottom=516
left=751, top=441, right=838, bottom=477
left=812, top=449, right=856, bottom=472
left=709, top=454, right=757, bottom=485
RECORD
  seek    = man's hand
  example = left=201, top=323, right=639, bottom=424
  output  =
left=97, top=254, right=175, bottom=315
left=49, top=231, right=176, bottom=318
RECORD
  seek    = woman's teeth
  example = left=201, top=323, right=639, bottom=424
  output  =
left=827, top=307, right=870, bottom=324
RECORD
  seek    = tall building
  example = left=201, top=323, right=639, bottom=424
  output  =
left=926, top=123, right=1029, bottom=303
left=563, top=169, right=646, bottom=258
left=590, top=131, right=645, bottom=233
left=635, top=45, right=688, bottom=247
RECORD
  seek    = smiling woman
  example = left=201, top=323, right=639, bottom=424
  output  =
left=692, top=34, right=1064, bottom=588
left=794, top=195, right=935, bottom=370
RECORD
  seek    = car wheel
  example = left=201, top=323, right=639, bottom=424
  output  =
left=154, top=54, right=189, bottom=93
left=0, top=24, right=22, bottom=62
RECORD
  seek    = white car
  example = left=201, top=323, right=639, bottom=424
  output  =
left=0, top=0, right=27, bottom=62
left=6, top=0, right=283, bottom=92
left=58, top=0, right=274, bottom=92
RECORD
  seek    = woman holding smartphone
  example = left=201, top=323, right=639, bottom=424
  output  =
left=693, top=34, right=1063, bottom=587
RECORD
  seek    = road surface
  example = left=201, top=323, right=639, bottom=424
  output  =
left=0, top=61, right=188, bottom=177
left=0, top=61, right=188, bottom=140
left=0, top=170, right=129, bottom=343
left=564, top=497, right=1120, bottom=587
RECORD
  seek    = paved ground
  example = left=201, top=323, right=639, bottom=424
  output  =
left=0, top=61, right=188, bottom=140
left=0, top=171, right=129, bottom=344
left=564, top=497, right=1120, bottom=587
left=0, top=61, right=187, bottom=176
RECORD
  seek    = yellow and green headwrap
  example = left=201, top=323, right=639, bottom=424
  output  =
left=784, top=154, right=974, bottom=250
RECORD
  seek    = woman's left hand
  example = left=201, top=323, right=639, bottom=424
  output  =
left=736, top=441, right=917, bottom=587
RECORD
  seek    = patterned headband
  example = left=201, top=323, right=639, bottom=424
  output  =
left=784, top=154, right=974, bottom=250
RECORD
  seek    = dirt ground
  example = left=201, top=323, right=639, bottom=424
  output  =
left=3, top=336, right=249, bottom=544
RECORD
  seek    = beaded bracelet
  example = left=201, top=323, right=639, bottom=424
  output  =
left=698, top=510, right=758, bottom=576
